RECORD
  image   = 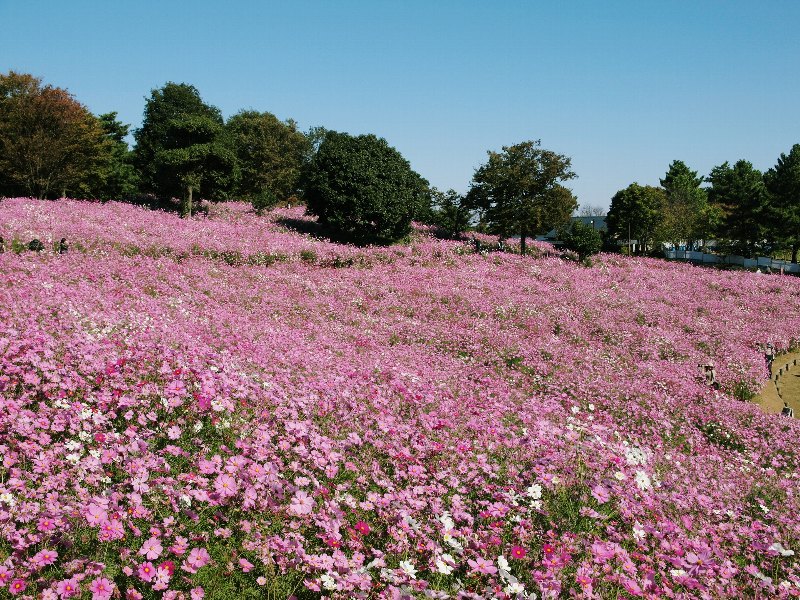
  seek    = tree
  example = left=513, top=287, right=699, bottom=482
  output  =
left=658, top=160, right=709, bottom=248
left=134, top=83, right=232, bottom=212
left=707, top=160, right=767, bottom=257
left=606, top=183, right=664, bottom=253
left=764, top=144, right=800, bottom=262
left=579, top=204, right=606, bottom=217
left=152, top=113, right=233, bottom=216
left=466, top=140, right=577, bottom=254
left=429, top=187, right=471, bottom=238
left=0, top=71, right=109, bottom=199
left=95, top=112, right=138, bottom=200
left=303, top=131, right=429, bottom=243
left=224, top=110, right=310, bottom=202
left=559, top=219, right=602, bottom=259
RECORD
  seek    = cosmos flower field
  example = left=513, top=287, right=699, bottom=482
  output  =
left=2, top=198, right=800, bottom=599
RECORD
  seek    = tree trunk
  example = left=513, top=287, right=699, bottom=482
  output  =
left=520, top=227, right=527, bottom=255
left=792, top=243, right=798, bottom=264
left=183, top=185, right=194, bottom=218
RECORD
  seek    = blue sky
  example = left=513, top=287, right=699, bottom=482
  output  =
left=2, top=1, right=798, bottom=209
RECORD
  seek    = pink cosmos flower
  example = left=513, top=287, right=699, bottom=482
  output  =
left=289, top=490, right=314, bottom=516
left=137, top=561, right=156, bottom=582
left=126, top=590, right=143, bottom=600
left=0, top=567, right=11, bottom=585
left=214, top=473, right=238, bottom=497
left=184, top=547, right=211, bottom=571
left=85, top=504, right=108, bottom=526
left=591, top=484, right=611, bottom=504
left=190, top=587, right=205, bottom=600
left=138, top=537, right=163, bottom=560
left=89, top=577, right=115, bottom=600
left=467, top=557, right=498, bottom=575
left=56, top=578, right=80, bottom=598
left=99, top=518, right=124, bottom=541
left=38, top=517, right=57, bottom=532
left=9, top=579, right=26, bottom=596
left=31, top=549, right=58, bottom=568
left=239, top=558, right=254, bottom=572
left=170, top=535, right=189, bottom=555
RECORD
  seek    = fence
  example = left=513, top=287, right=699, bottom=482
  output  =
left=663, top=250, right=800, bottom=274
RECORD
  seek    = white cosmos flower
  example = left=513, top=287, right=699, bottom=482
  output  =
left=320, top=573, right=336, bottom=590
left=526, top=483, right=543, bottom=499
left=497, top=555, right=510, bottom=572
left=436, top=556, right=454, bottom=575
left=635, top=470, right=652, bottom=491
left=399, top=560, right=417, bottom=579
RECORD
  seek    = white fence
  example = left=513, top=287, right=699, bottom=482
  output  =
left=664, top=250, right=800, bottom=274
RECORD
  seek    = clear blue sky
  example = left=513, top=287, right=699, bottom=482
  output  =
left=2, top=1, right=798, bottom=209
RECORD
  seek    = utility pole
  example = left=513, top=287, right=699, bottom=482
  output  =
left=628, top=220, right=631, bottom=254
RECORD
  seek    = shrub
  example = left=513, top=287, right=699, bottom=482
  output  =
left=302, top=131, right=428, bottom=243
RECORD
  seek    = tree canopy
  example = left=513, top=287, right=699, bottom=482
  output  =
left=134, top=83, right=232, bottom=213
left=658, top=160, right=710, bottom=247
left=466, top=140, right=577, bottom=254
left=707, top=160, right=767, bottom=257
left=224, top=110, right=310, bottom=203
left=303, top=131, right=429, bottom=243
left=764, top=144, right=800, bottom=262
left=606, top=183, right=665, bottom=253
left=0, top=71, right=109, bottom=199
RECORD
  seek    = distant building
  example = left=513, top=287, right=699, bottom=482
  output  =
left=536, top=215, right=607, bottom=242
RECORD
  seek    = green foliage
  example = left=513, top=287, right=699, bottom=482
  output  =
left=765, top=144, right=800, bottom=262
left=303, top=130, right=429, bottom=243
left=0, top=71, right=110, bottom=199
left=559, top=219, right=602, bottom=259
left=696, top=420, right=746, bottom=452
left=251, top=188, right=278, bottom=215
left=465, top=140, right=577, bottom=254
left=606, top=183, right=665, bottom=253
left=657, top=160, right=709, bottom=247
left=707, top=160, right=767, bottom=257
left=94, top=112, right=138, bottom=200
left=134, top=82, right=232, bottom=212
left=225, top=110, right=310, bottom=202
left=429, top=187, right=471, bottom=238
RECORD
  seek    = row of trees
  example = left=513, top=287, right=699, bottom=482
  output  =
left=607, top=151, right=800, bottom=261
left=0, top=73, right=311, bottom=217
left=0, top=71, right=581, bottom=246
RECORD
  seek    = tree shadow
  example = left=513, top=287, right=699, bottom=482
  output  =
left=275, top=216, right=404, bottom=247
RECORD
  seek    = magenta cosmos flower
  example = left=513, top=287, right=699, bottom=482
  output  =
left=355, top=521, right=371, bottom=535
left=510, top=545, right=527, bottom=559
left=89, top=577, right=115, bottom=600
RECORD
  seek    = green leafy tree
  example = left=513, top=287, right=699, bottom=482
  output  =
left=765, top=144, right=800, bottom=262
left=606, top=183, right=664, bottom=253
left=95, top=112, right=138, bottom=200
left=303, top=131, right=429, bottom=243
left=466, top=140, right=577, bottom=254
left=0, top=71, right=109, bottom=199
left=134, top=83, right=232, bottom=211
left=707, top=160, right=767, bottom=257
left=429, top=187, right=471, bottom=238
left=224, top=110, right=310, bottom=202
left=559, top=219, right=602, bottom=259
left=658, top=160, right=709, bottom=248
left=151, top=114, right=234, bottom=216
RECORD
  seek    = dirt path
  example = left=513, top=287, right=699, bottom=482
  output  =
left=756, top=350, right=800, bottom=416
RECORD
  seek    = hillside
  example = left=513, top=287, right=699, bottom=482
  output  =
left=2, top=199, right=800, bottom=599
